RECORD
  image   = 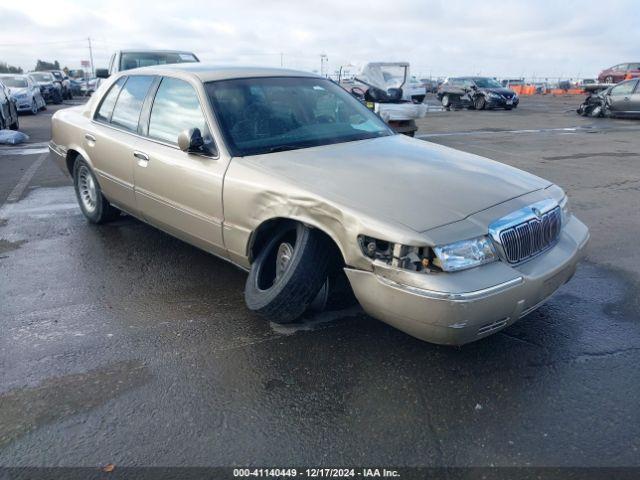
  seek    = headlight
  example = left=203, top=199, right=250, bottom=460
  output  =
left=487, top=92, right=501, bottom=98
left=432, top=236, right=497, bottom=272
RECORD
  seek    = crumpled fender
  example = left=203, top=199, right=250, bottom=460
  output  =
left=221, top=159, right=430, bottom=270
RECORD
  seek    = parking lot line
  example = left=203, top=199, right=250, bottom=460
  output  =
left=4, top=152, right=48, bottom=205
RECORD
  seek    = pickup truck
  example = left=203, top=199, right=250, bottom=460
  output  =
left=96, top=50, right=199, bottom=78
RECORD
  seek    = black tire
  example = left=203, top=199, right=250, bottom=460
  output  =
left=605, top=76, right=614, bottom=84
left=53, top=90, right=63, bottom=104
left=245, top=222, right=332, bottom=323
left=30, top=99, right=38, bottom=115
left=9, top=115, right=19, bottom=130
left=505, top=106, right=513, bottom=110
left=441, top=94, right=450, bottom=109
left=412, top=95, right=425, bottom=104
left=73, top=157, right=120, bottom=224
left=474, top=95, right=486, bottom=110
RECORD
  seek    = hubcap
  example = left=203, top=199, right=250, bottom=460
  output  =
left=77, top=166, right=98, bottom=213
left=275, top=242, right=294, bottom=282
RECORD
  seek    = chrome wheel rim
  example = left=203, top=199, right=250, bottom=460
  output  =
left=275, top=242, right=294, bottom=282
left=77, top=165, right=97, bottom=213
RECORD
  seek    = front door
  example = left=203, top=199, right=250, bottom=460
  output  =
left=608, top=80, right=638, bottom=115
left=132, top=76, right=227, bottom=254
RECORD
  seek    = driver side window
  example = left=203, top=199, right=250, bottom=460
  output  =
left=148, top=77, right=210, bottom=146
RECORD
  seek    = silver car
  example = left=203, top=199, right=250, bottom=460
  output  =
left=0, top=74, right=46, bottom=115
left=49, top=65, right=589, bottom=345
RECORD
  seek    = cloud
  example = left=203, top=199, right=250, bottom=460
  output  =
left=0, top=0, right=638, bottom=79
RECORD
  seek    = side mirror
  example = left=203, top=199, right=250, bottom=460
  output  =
left=96, top=69, right=110, bottom=79
left=178, top=128, right=206, bottom=154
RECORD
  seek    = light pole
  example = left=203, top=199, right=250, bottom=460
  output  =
left=320, top=54, right=328, bottom=77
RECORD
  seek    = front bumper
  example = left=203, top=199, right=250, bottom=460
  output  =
left=15, top=100, right=33, bottom=112
left=345, top=215, right=589, bottom=345
left=49, top=141, right=70, bottom=178
left=487, top=96, right=519, bottom=108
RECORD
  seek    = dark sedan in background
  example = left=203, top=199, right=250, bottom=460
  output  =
left=0, top=79, right=20, bottom=130
left=28, top=72, right=63, bottom=104
left=437, top=77, right=519, bottom=110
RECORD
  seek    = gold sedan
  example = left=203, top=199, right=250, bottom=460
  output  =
left=49, top=64, right=589, bottom=345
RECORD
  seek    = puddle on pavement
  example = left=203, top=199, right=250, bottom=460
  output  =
left=0, top=360, right=151, bottom=448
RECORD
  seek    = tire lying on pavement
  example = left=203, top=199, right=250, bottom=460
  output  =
left=73, top=157, right=120, bottom=224
left=245, top=222, right=332, bottom=323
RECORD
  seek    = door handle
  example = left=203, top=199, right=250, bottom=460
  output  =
left=133, top=151, right=150, bottom=167
left=84, top=133, right=96, bottom=142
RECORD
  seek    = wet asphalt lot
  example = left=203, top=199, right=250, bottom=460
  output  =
left=1, top=95, right=639, bottom=468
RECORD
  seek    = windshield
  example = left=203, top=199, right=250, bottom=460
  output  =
left=120, top=52, right=198, bottom=71
left=206, top=77, right=393, bottom=157
left=2, top=77, right=27, bottom=88
left=30, top=73, right=51, bottom=82
left=473, top=78, right=502, bottom=88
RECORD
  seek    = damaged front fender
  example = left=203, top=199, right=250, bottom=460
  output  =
left=221, top=159, right=432, bottom=271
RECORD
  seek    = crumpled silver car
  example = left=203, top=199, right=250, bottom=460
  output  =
left=49, top=64, right=590, bottom=345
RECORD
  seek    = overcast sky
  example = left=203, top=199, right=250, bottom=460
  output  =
left=1, top=0, right=638, bottom=79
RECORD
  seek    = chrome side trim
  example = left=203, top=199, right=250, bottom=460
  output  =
left=373, top=274, right=523, bottom=301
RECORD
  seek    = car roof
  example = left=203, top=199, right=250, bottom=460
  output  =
left=0, top=73, right=27, bottom=78
left=118, top=49, right=196, bottom=54
left=120, top=63, right=320, bottom=82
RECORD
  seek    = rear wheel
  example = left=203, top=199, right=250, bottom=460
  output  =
left=474, top=95, right=486, bottom=110
left=605, top=76, right=614, bottom=84
left=245, top=223, right=332, bottom=323
left=73, top=157, right=120, bottom=224
left=441, top=94, right=451, bottom=110
left=31, top=99, right=38, bottom=115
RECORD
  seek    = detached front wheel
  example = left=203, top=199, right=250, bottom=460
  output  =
left=245, top=223, right=332, bottom=323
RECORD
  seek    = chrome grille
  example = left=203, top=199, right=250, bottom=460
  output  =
left=499, top=206, right=561, bottom=263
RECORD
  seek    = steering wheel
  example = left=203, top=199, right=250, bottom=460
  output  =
left=316, top=115, right=335, bottom=124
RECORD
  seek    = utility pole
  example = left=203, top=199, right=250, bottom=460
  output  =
left=87, top=37, right=95, bottom=77
left=320, top=53, right=328, bottom=77
left=280, top=52, right=284, bottom=67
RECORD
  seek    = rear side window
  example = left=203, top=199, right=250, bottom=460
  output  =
left=95, top=77, right=126, bottom=123
left=110, top=76, right=154, bottom=132
left=148, top=77, right=208, bottom=145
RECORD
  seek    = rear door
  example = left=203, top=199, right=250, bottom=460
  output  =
left=89, top=75, right=156, bottom=215
left=132, top=75, right=227, bottom=254
left=608, top=80, right=638, bottom=114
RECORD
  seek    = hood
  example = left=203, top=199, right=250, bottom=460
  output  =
left=482, top=87, right=516, bottom=96
left=243, top=135, right=550, bottom=232
left=7, top=87, right=27, bottom=96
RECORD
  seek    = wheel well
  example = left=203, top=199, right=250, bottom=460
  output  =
left=248, top=218, right=345, bottom=269
left=65, top=150, right=80, bottom=177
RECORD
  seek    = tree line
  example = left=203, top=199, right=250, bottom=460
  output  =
left=0, top=60, right=69, bottom=74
